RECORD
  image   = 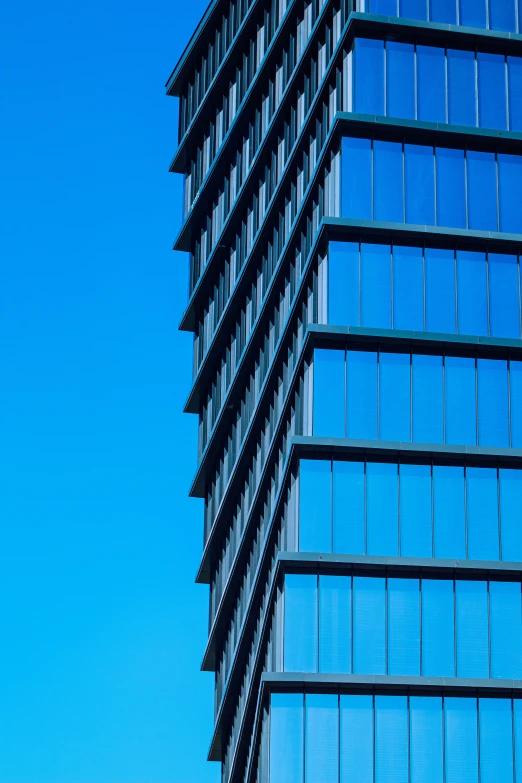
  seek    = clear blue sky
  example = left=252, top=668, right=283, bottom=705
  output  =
left=1, top=2, right=219, bottom=782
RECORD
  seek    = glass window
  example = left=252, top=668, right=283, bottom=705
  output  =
left=456, top=580, right=489, bottom=678
left=490, top=581, right=522, bottom=678
left=387, top=42, right=415, bottom=119
left=353, top=576, right=386, bottom=674
left=457, top=250, right=488, bottom=336
left=425, top=247, right=456, bottom=333
left=508, top=56, right=522, bottom=132
left=433, top=465, right=466, bottom=558
left=355, top=38, right=385, bottom=115
left=445, top=356, right=477, bottom=446
left=515, top=700, right=522, bottom=783
left=379, top=352, right=410, bottom=441
left=412, top=354, right=443, bottom=443
left=489, top=0, right=517, bottom=31
left=460, top=0, right=487, bottom=27
left=270, top=693, right=304, bottom=783
left=347, top=350, right=378, bottom=439
left=417, top=45, right=446, bottom=123
left=333, top=461, right=365, bottom=555
left=284, top=574, right=317, bottom=672
left=374, top=140, right=403, bottom=223
left=342, top=137, right=372, bottom=220
left=410, top=697, right=444, bottom=783
left=405, top=144, right=435, bottom=225
left=489, top=253, right=520, bottom=338
left=436, top=147, right=466, bottom=228
left=478, top=358, right=509, bottom=448
left=499, top=153, right=522, bottom=234
left=448, top=49, right=476, bottom=127
left=369, top=0, right=398, bottom=13
left=478, top=53, right=507, bottom=130
left=500, top=468, right=522, bottom=561
left=314, top=349, right=345, bottom=438
left=445, top=698, right=479, bottom=783
left=388, top=578, right=420, bottom=674
left=467, top=150, right=498, bottom=231
left=361, top=242, right=391, bottom=329
left=421, top=579, right=455, bottom=676
left=510, top=360, right=522, bottom=447
left=429, top=0, right=457, bottom=24
left=375, top=696, right=408, bottom=783
left=366, top=462, right=399, bottom=555
left=466, top=467, right=499, bottom=560
left=400, top=464, right=432, bottom=557
left=479, top=699, right=514, bottom=783
left=400, top=0, right=428, bottom=19
left=393, top=245, right=424, bottom=330
left=299, top=460, right=332, bottom=553
left=319, top=575, right=351, bottom=674
left=328, top=241, right=359, bottom=327
left=340, top=695, right=374, bottom=783
left=305, top=694, right=339, bottom=783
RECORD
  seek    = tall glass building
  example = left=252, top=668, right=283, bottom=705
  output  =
left=168, top=1, right=522, bottom=781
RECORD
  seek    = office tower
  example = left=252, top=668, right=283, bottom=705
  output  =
left=168, top=1, right=522, bottom=781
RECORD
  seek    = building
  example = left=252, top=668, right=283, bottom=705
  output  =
left=168, top=1, right=522, bottom=782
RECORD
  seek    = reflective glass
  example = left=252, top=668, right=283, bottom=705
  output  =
left=417, top=45, right=446, bottom=123
left=490, top=581, right=522, bottom=678
left=405, top=144, right=435, bottom=225
left=515, top=700, right=522, bottom=782
left=388, top=578, right=420, bottom=674
left=508, top=56, right=522, bottom=131
left=366, top=462, right=399, bottom=555
left=379, top=352, right=410, bottom=441
left=489, top=253, right=520, bottom=338
left=319, top=575, right=351, bottom=673
left=457, top=250, right=488, bottom=336
left=421, top=579, right=455, bottom=676
left=375, top=696, right=408, bottom=783
left=500, top=468, right=522, bottom=561
left=412, top=354, right=443, bottom=444
left=361, top=243, right=391, bottom=329
left=340, top=695, right=374, bottom=783
left=328, top=241, right=359, bottom=326
left=445, top=356, right=476, bottom=446
left=270, top=693, right=304, bottom=783
left=478, top=358, right=509, bottom=447
left=410, top=697, right=444, bottom=783
left=353, top=576, right=386, bottom=673
left=347, top=351, right=378, bottom=439
left=479, top=699, right=514, bottom=783
left=299, top=460, right=332, bottom=553
left=456, top=580, right=489, bottom=678
left=374, top=140, right=403, bottom=223
left=498, top=153, right=522, bottom=234
left=284, top=574, right=317, bottom=672
left=313, top=349, right=345, bottom=438
left=489, top=0, right=517, bottom=31
left=393, top=245, right=424, bottom=330
left=429, top=0, right=457, bottom=24
left=510, top=361, right=522, bottom=447
left=467, top=467, right=500, bottom=560
left=305, top=694, right=338, bottom=783
left=355, top=38, right=385, bottom=115
left=445, top=698, right=479, bottom=783
left=436, top=147, right=466, bottom=228
left=333, top=460, right=365, bottom=555
left=467, top=150, right=498, bottom=231
left=387, top=42, right=415, bottom=119
left=369, top=0, right=398, bottom=13
left=400, top=0, right=428, bottom=19
left=433, top=465, right=466, bottom=558
left=400, top=464, right=432, bottom=557
left=460, top=0, right=487, bottom=27
left=478, top=53, right=507, bottom=130
left=448, top=49, right=476, bottom=127
left=425, top=247, right=456, bottom=333
left=342, top=137, right=372, bottom=219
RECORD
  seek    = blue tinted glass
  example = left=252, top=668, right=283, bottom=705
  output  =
left=445, top=356, right=477, bottom=446
left=319, top=575, right=352, bottom=673
left=500, top=469, right=522, bottom=560
left=430, top=0, right=457, bottom=23
left=479, top=699, right=514, bottom=783
left=456, top=581, right=489, bottom=678
left=355, top=38, right=385, bottom=115
left=314, top=349, right=345, bottom=438
left=460, top=0, right=487, bottom=26
left=467, top=150, right=498, bottom=231
left=434, top=465, right=466, bottom=558
left=374, top=140, right=403, bottom=223
left=445, top=698, right=479, bottom=783
left=306, top=694, right=339, bottom=783
left=417, top=45, right=446, bottom=123
left=511, top=361, right=522, bottom=447
left=400, top=0, right=428, bottom=19
left=388, top=578, right=420, bottom=674
left=489, top=253, right=520, bottom=338
left=508, top=56, right=522, bottom=131
left=299, top=460, right=332, bottom=553
left=333, top=461, right=365, bottom=555
left=284, top=574, right=317, bottom=672
left=457, top=250, right=488, bottom=336
left=422, top=579, right=455, bottom=676
left=367, top=462, right=399, bottom=555
left=370, top=0, right=398, bottom=13
left=467, top=467, right=500, bottom=560
left=499, top=153, right=522, bottom=234
left=410, top=697, right=444, bottom=783
left=400, top=464, right=432, bottom=557
left=340, top=695, right=374, bottom=783
left=425, top=247, right=456, bottom=333
left=342, top=137, right=372, bottom=220
left=478, top=358, right=509, bottom=448
left=490, top=581, right=522, bottom=678
left=387, top=42, right=415, bottom=119
left=328, top=241, right=359, bottom=326
left=393, top=245, right=424, bottom=330
left=353, top=576, right=386, bottom=673
left=436, top=147, right=466, bottom=228
left=405, top=144, right=435, bottom=225
left=379, top=352, right=410, bottom=441
left=270, top=693, right=304, bottom=783
left=448, top=49, right=476, bottom=126
left=375, top=696, right=408, bottom=783
left=361, top=243, right=391, bottom=328
left=515, top=701, right=522, bottom=782
left=347, top=351, right=378, bottom=439
left=412, top=354, right=443, bottom=443
left=490, top=0, right=517, bottom=31
left=478, top=53, right=507, bottom=130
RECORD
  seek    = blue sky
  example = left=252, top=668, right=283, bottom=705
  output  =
left=1, top=1, right=218, bottom=781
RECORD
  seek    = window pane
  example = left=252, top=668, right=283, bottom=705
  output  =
left=342, top=137, right=372, bottom=219
left=374, top=140, right=403, bottom=223
left=478, top=52, right=507, bottom=130
left=328, top=241, right=359, bottom=326
left=369, top=0, right=397, bottom=13
left=508, top=56, right=522, bottom=131
left=433, top=465, right=466, bottom=558
left=314, top=349, right=345, bottom=438
left=400, top=0, right=428, bottom=19
left=457, top=250, right=488, bottom=336
left=489, top=253, right=520, bottom=338
left=361, top=242, right=391, bottom=329
left=387, top=42, right=415, bottom=119
left=413, top=354, right=443, bottom=443
left=379, top=352, right=410, bottom=441
left=388, top=577, right=420, bottom=674
left=410, top=696, right=444, bottom=783
left=499, top=153, right=522, bottom=234
left=425, top=247, right=456, bottom=333
left=479, top=699, right=514, bottom=783
left=400, top=464, right=432, bottom=557
left=456, top=581, right=489, bottom=678
left=347, top=351, right=378, bottom=439
left=445, top=356, right=477, bottom=446
left=510, top=360, right=522, bottom=447
left=500, top=468, right=522, bottom=561
left=340, top=695, right=373, bottom=783
left=306, top=694, right=339, bottom=783
left=333, top=461, right=365, bottom=555
left=478, top=358, right=509, bottom=448
left=515, top=700, right=522, bottom=783
left=375, top=696, right=408, bottom=783
left=436, top=147, right=466, bottom=228
left=448, top=49, right=476, bottom=126
left=445, top=698, right=479, bottom=783
left=467, top=150, right=498, bottom=231
left=467, top=467, right=499, bottom=560
left=393, top=245, right=424, bottom=330
left=284, top=574, right=317, bottom=672
left=355, top=38, right=385, bottom=115
left=367, top=462, right=398, bottom=556
left=422, top=579, right=455, bottom=676
left=270, top=694, right=304, bottom=783
left=460, top=0, right=486, bottom=27
left=319, top=575, right=352, bottom=673
left=405, top=144, right=435, bottom=225
left=491, top=581, right=522, bottom=678
left=417, top=45, right=446, bottom=123
left=299, top=460, right=332, bottom=553
left=490, top=0, right=517, bottom=31
left=353, top=576, right=386, bottom=674
left=429, top=0, right=457, bottom=23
